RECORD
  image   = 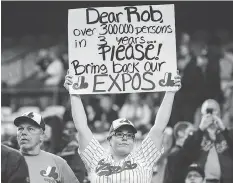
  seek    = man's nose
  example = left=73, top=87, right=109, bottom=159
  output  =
left=122, top=135, right=128, bottom=141
left=20, top=128, right=29, bottom=135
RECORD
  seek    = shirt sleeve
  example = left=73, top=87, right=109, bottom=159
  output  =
left=60, top=158, right=80, bottom=183
left=79, top=136, right=106, bottom=172
left=134, top=135, right=164, bottom=169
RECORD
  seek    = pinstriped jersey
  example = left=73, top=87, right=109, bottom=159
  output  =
left=79, top=135, right=164, bottom=183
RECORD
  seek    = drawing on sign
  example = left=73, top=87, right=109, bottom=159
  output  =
left=68, top=4, right=177, bottom=94
left=73, top=76, right=89, bottom=90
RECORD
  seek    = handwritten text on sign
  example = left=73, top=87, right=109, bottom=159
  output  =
left=68, top=4, right=177, bottom=94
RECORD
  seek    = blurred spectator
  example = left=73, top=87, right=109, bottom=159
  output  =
left=46, top=51, right=65, bottom=86
left=184, top=163, right=205, bottom=183
left=1, top=144, right=30, bottom=183
left=59, top=52, right=69, bottom=71
left=36, top=50, right=65, bottom=110
left=171, top=39, right=223, bottom=127
left=58, top=120, right=87, bottom=183
left=221, top=44, right=233, bottom=128
left=1, top=81, right=11, bottom=107
left=201, top=41, right=223, bottom=104
left=119, top=93, right=152, bottom=134
left=170, top=43, right=205, bottom=127
left=144, top=92, right=163, bottom=125
left=180, top=32, right=191, bottom=46
left=177, top=44, right=192, bottom=75
left=163, top=121, right=196, bottom=183
left=91, top=95, right=119, bottom=133
left=193, top=42, right=223, bottom=126
left=185, top=99, right=233, bottom=183
left=41, top=115, right=63, bottom=154
left=63, top=98, right=73, bottom=122
left=2, top=135, right=19, bottom=150
left=151, top=127, right=174, bottom=183
left=223, top=44, right=233, bottom=62
left=63, top=98, right=95, bottom=131
left=37, top=50, right=65, bottom=86
left=114, top=93, right=128, bottom=109
left=36, top=49, right=50, bottom=72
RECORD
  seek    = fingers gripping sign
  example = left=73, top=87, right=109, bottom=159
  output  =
left=64, top=70, right=74, bottom=93
left=174, top=70, right=182, bottom=90
left=161, top=70, right=181, bottom=93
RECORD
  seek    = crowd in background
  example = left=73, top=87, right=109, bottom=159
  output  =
left=1, top=30, right=233, bottom=183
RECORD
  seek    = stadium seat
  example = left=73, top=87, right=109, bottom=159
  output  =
left=1, top=106, right=12, bottom=117
left=2, top=112, right=21, bottom=123
left=42, top=105, right=65, bottom=118
left=1, top=123, right=17, bottom=136
left=18, top=106, right=40, bottom=114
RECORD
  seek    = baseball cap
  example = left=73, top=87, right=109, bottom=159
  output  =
left=14, top=112, right=45, bottom=131
left=187, top=163, right=205, bottom=178
left=173, top=121, right=193, bottom=140
left=109, top=118, right=137, bottom=134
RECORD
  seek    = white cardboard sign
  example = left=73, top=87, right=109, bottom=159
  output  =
left=68, top=4, right=177, bottom=94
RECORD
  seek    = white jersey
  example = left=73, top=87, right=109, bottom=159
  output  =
left=79, top=135, right=163, bottom=183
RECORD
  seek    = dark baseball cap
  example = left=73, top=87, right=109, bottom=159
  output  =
left=187, top=163, right=205, bottom=179
left=14, top=112, right=45, bottom=131
left=173, top=121, right=193, bottom=139
left=109, top=118, right=137, bottom=134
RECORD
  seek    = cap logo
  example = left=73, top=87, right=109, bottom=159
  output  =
left=191, top=164, right=198, bottom=168
left=120, top=119, right=130, bottom=124
left=26, top=112, right=34, bottom=119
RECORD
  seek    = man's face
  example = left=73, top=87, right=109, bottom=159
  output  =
left=17, top=122, right=43, bottom=152
left=185, top=171, right=204, bottom=183
left=224, top=51, right=233, bottom=62
left=202, top=100, right=220, bottom=117
left=176, top=125, right=194, bottom=146
left=44, top=124, right=52, bottom=142
left=179, top=45, right=190, bottom=57
left=62, top=121, right=77, bottom=142
left=129, top=93, right=140, bottom=103
left=100, top=97, right=112, bottom=112
left=109, top=126, right=135, bottom=156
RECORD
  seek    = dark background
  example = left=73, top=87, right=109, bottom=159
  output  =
left=2, top=1, right=233, bottom=37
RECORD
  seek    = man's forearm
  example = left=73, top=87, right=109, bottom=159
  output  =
left=153, top=92, right=175, bottom=131
left=70, top=94, right=88, bottom=130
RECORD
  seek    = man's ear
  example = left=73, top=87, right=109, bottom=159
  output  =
left=107, top=137, right=112, bottom=146
left=40, top=130, right=45, bottom=142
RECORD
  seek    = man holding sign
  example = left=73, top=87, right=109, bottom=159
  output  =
left=63, top=70, right=181, bottom=183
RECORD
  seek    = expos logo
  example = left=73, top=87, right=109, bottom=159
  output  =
left=40, top=166, right=61, bottom=183
left=73, top=76, right=89, bottom=90
left=23, top=112, right=34, bottom=119
left=96, top=159, right=137, bottom=176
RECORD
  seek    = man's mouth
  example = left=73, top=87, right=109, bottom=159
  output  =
left=20, top=138, right=29, bottom=143
left=119, top=143, right=129, bottom=146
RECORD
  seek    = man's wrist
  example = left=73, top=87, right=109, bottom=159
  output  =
left=70, top=94, right=81, bottom=98
left=167, top=91, right=176, bottom=94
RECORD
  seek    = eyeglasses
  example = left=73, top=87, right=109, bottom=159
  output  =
left=113, top=132, right=135, bottom=139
